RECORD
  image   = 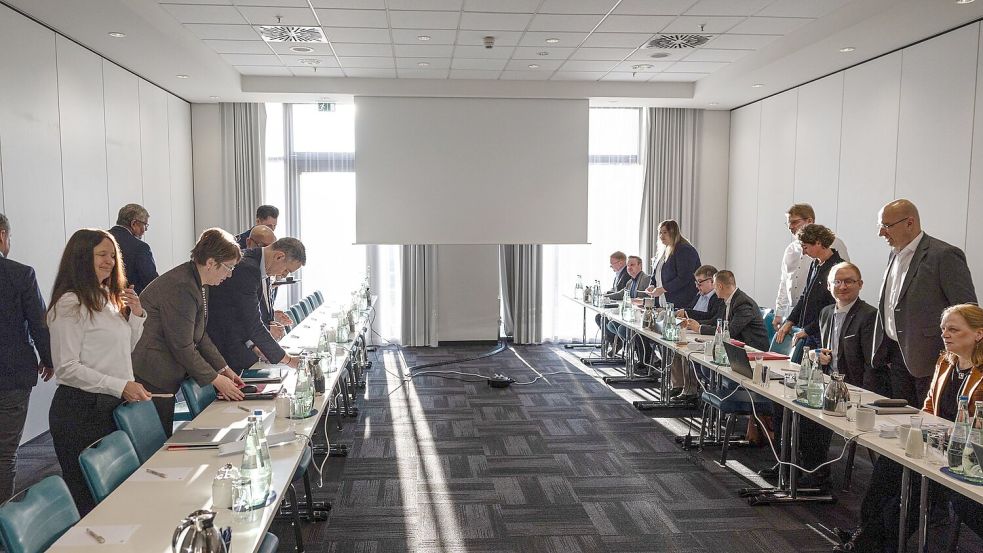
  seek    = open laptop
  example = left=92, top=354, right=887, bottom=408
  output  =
left=167, top=427, right=246, bottom=448
left=724, top=341, right=785, bottom=380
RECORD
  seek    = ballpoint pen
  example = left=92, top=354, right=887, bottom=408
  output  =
left=145, top=468, right=168, bottom=478
left=85, top=528, right=106, bottom=544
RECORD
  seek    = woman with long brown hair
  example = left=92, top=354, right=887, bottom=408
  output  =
left=47, top=229, right=152, bottom=514
left=645, top=219, right=702, bottom=308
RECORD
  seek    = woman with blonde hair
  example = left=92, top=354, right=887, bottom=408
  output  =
left=645, top=219, right=702, bottom=308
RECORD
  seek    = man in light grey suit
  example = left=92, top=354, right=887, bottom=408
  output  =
left=872, top=199, right=977, bottom=406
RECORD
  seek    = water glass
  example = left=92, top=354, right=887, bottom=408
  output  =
left=846, top=391, right=861, bottom=422
left=926, top=430, right=947, bottom=465
left=783, top=374, right=796, bottom=399
left=231, top=476, right=253, bottom=518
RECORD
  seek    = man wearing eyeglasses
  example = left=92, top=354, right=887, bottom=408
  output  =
left=873, top=199, right=976, bottom=406
left=108, top=203, right=158, bottom=294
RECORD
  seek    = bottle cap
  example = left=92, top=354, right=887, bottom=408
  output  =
left=253, top=409, right=264, bottom=416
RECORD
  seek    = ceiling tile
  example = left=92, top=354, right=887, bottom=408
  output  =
left=237, top=6, right=317, bottom=26
left=454, top=45, right=516, bottom=59
left=601, top=71, right=653, bottom=81
left=449, top=69, right=501, bottom=79
left=504, top=58, right=565, bottom=71
left=235, top=1, right=313, bottom=6
left=682, top=48, right=750, bottom=62
left=203, top=39, right=272, bottom=54
left=222, top=53, right=282, bottom=66
left=499, top=70, right=553, bottom=80
left=392, top=29, right=458, bottom=44
left=388, top=0, right=463, bottom=10
left=550, top=71, right=605, bottom=80
left=757, top=0, right=851, bottom=18
left=660, top=16, right=743, bottom=34
left=626, top=48, right=689, bottom=61
left=185, top=24, right=259, bottom=41
left=518, top=31, right=590, bottom=47
left=396, top=57, right=451, bottom=69
left=396, top=68, right=450, bottom=78
left=668, top=60, right=729, bottom=72
left=279, top=55, right=341, bottom=67
left=684, top=0, right=771, bottom=17
left=390, top=10, right=461, bottom=29
left=321, top=27, right=391, bottom=43
left=159, top=0, right=232, bottom=4
left=596, top=15, right=673, bottom=33
left=728, top=16, right=813, bottom=35
left=463, top=0, right=539, bottom=12
left=539, top=0, right=619, bottom=14
left=457, top=30, right=523, bottom=47
left=160, top=4, right=247, bottom=25
left=236, top=65, right=293, bottom=76
left=706, top=33, right=781, bottom=49
left=614, top=0, right=698, bottom=15
left=511, top=46, right=575, bottom=60
left=320, top=43, right=391, bottom=56
left=460, top=12, right=534, bottom=31
left=310, top=0, right=386, bottom=7
left=451, top=58, right=508, bottom=70
left=650, top=72, right=706, bottom=81
left=290, top=67, right=346, bottom=76
left=338, top=56, right=394, bottom=68
left=393, top=43, right=455, bottom=57
left=560, top=59, right=618, bottom=72
left=344, top=68, right=397, bottom=78
left=571, top=47, right=634, bottom=60
left=528, top=14, right=605, bottom=32
left=315, top=9, right=388, bottom=27
left=612, top=60, right=674, bottom=72
left=267, top=42, right=336, bottom=55
left=581, top=33, right=652, bottom=48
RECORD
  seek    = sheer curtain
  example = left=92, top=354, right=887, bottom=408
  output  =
left=541, top=108, right=644, bottom=342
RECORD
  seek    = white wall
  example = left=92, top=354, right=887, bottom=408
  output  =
left=436, top=245, right=501, bottom=342
left=727, top=21, right=983, bottom=307
left=693, top=110, right=730, bottom=268
left=191, top=103, right=224, bottom=235
left=0, top=4, right=195, bottom=443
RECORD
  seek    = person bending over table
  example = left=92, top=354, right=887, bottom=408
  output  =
left=681, top=270, right=769, bottom=352
left=47, top=229, right=152, bottom=515
left=132, top=229, right=246, bottom=436
left=834, top=303, right=983, bottom=552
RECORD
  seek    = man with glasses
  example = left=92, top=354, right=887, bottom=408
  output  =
left=108, top=203, right=158, bottom=294
left=668, top=265, right=724, bottom=400
left=773, top=204, right=849, bottom=332
left=872, top=199, right=976, bottom=405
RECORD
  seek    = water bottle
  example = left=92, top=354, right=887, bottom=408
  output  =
left=721, top=320, right=731, bottom=343
left=806, top=351, right=824, bottom=408
left=574, top=274, right=584, bottom=300
left=294, top=363, right=313, bottom=417
left=621, top=284, right=633, bottom=320
left=949, top=396, right=971, bottom=472
left=593, top=280, right=601, bottom=306
left=712, top=320, right=725, bottom=364
left=317, top=323, right=328, bottom=354
left=664, top=303, right=676, bottom=341
left=796, top=347, right=812, bottom=401
left=961, top=401, right=983, bottom=476
left=240, top=413, right=272, bottom=507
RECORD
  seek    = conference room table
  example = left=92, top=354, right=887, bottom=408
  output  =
left=48, top=297, right=374, bottom=553
left=567, top=296, right=983, bottom=553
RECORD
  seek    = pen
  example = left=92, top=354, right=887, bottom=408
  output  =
left=237, top=405, right=251, bottom=413
left=85, top=528, right=106, bottom=544
left=145, top=468, right=168, bottom=479
left=150, top=393, right=175, bottom=398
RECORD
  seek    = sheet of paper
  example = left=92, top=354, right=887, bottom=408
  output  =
left=56, top=525, right=139, bottom=547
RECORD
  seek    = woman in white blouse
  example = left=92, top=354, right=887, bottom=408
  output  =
left=46, top=229, right=152, bottom=515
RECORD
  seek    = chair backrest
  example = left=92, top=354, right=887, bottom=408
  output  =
left=296, top=301, right=311, bottom=317
left=768, top=326, right=802, bottom=356
left=287, top=305, right=302, bottom=326
left=761, top=309, right=776, bottom=346
left=180, top=378, right=217, bottom=418
left=791, top=337, right=806, bottom=364
left=78, top=431, right=140, bottom=504
left=113, top=400, right=167, bottom=464
left=313, top=290, right=324, bottom=306
left=303, top=296, right=316, bottom=313
left=0, top=475, right=79, bottom=553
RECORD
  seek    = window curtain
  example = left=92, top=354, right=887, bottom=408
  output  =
left=221, top=102, right=266, bottom=232
left=500, top=245, right=543, bottom=344
left=401, top=245, right=438, bottom=347
left=638, top=108, right=702, bottom=268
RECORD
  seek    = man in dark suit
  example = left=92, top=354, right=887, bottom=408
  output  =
left=676, top=264, right=725, bottom=323
left=595, top=251, right=631, bottom=332
left=0, top=213, right=53, bottom=503
left=233, top=205, right=279, bottom=249
left=108, top=203, right=158, bottom=294
left=207, top=237, right=305, bottom=372
left=683, top=270, right=769, bottom=352
left=873, top=199, right=977, bottom=405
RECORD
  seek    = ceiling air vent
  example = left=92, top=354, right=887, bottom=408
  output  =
left=645, top=34, right=710, bottom=49
left=257, top=26, right=326, bottom=43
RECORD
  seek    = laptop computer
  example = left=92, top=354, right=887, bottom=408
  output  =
left=167, top=427, right=246, bottom=448
left=723, top=341, right=785, bottom=380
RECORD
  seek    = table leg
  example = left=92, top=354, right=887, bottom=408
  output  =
left=582, top=312, right=623, bottom=366
left=565, top=305, right=599, bottom=349
left=899, top=467, right=911, bottom=552
left=917, top=473, right=928, bottom=553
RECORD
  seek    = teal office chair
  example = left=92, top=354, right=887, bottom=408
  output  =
left=768, top=325, right=802, bottom=356
left=303, top=296, right=317, bottom=314
left=313, top=290, right=324, bottom=307
left=113, top=400, right=167, bottom=464
left=258, top=533, right=279, bottom=553
left=0, top=475, right=79, bottom=553
left=296, top=301, right=311, bottom=317
left=761, top=309, right=776, bottom=347
left=288, top=305, right=303, bottom=326
left=179, top=379, right=217, bottom=418
left=79, top=431, right=140, bottom=504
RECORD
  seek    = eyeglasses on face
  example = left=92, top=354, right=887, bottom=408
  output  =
left=134, top=220, right=149, bottom=229
left=877, top=217, right=908, bottom=231
left=219, top=262, right=235, bottom=274
left=786, top=217, right=804, bottom=228
left=695, top=277, right=712, bottom=285
left=831, top=279, right=858, bottom=287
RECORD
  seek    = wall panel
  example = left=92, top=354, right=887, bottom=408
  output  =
left=139, top=80, right=173, bottom=271
left=103, top=61, right=143, bottom=213
left=436, top=245, right=501, bottom=341
left=966, top=28, right=983, bottom=297
left=56, top=36, right=110, bottom=233
left=793, top=73, right=843, bottom=229
left=726, top=104, right=761, bottom=297
left=168, top=96, right=195, bottom=263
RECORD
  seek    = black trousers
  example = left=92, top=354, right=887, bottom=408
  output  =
left=136, top=377, right=176, bottom=438
left=48, top=385, right=122, bottom=515
left=0, top=388, right=31, bottom=504
left=799, top=417, right=833, bottom=475
left=879, top=337, right=932, bottom=408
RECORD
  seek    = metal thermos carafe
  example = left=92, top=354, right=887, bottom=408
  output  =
left=172, top=510, right=227, bottom=553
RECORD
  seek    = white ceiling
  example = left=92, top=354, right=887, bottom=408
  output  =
left=5, top=0, right=983, bottom=108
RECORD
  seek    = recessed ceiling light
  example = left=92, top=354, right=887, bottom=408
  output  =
left=417, top=61, right=430, bottom=67
left=537, top=51, right=549, bottom=56
left=108, top=32, right=126, bottom=38
left=709, top=102, right=718, bottom=106
left=839, top=46, right=856, bottom=53
left=417, top=35, right=431, bottom=41
left=528, top=64, right=540, bottom=69
left=176, top=74, right=190, bottom=79
left=649, top=52, right=670, bottom=59
left=290, top=46, right=314, bottom=53
left=751, top=83, right=764, bottom=88
left=956, top=0, right=976, bottom=5
left=632, top=64, right=653, bottom=71
left=545, top=38, right=560, bottom=44
left=298, top=58, right=321, bottom=65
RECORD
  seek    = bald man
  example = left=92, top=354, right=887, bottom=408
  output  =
left=872, top=199, right=976, bottom=406
left=245, top=225, right=275, bottom=249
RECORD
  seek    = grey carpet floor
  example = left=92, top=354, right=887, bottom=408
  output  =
left=12, top=344, right=982, bottom=552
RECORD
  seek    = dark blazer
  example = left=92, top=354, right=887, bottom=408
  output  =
left=688, top=292, right=726, bottom=325
left=609, top=273, right=651, bottom=301
left=206, top=248, right=286, bottom=371
left=109, top=225, right=158, bottom=294
left=234, top=227, right=251, bottom=249
left=657, top=242, right=701, bottom=308
left=873, top=233, right=977, bottom=378
left=819, top=299, right=877, bottom=388
left=0, top=256, right=52, bottom=390
left=698, top=288, right=769, bottom=352
left=132, top=262, right=228, bottom=393
left=786, top=249, right=844, bottom=338
left=608, top=266, right=631, bottom=294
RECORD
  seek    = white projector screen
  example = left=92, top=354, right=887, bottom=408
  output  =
left=355, top=97, right=588, bottom=244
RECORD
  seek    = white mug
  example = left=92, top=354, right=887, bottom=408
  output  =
left=904, top=427, right=925, bottom=459
left=856, top=407, right=875, bottom=431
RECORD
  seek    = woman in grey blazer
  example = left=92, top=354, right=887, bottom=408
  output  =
left=132, top=228, right=245, bottom=434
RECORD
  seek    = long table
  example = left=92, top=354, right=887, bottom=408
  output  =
left=48, top=298, right=374, bottom=553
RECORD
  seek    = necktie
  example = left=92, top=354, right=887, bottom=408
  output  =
left=831, top=311, right=846, bottom=372
left=629, top=278, right=637, bottom=298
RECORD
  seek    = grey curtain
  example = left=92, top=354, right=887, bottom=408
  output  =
left=500, top=245, right=543, bottom=344
left=401, top=245, right=439, bottom=347
left=220, top=102, right=266, bottom=232
left=638, top=108, right=702, bottom=266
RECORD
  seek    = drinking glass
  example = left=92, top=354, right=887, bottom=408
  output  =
left=231, top=476, right=253, bottom=519
left=926, top=430, right=947, bottom=465
left=783, top=374, right=796, bottom=399
left=846, top=391, right=861, bottom=422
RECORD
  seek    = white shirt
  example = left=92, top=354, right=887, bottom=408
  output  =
left=883, top=231, right=924, bottom=341
left=693, top=289, right=716, bottom=313
left=652, top=250, right=667, bottom=307
left=775, top=236, right=850, bottom=315
left=48, top=292, right=145, bottom=397
left=829, top=298, right=858, bottom=372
